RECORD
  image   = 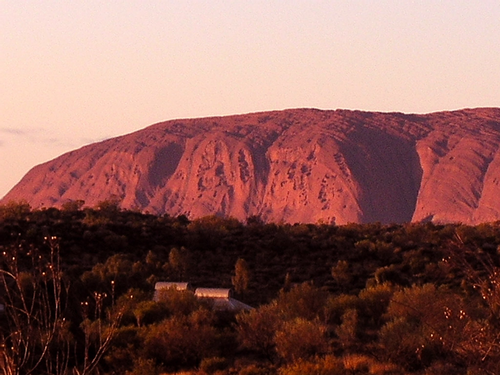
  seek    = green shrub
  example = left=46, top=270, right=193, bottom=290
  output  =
left=275, top=318, right=328, bottom=363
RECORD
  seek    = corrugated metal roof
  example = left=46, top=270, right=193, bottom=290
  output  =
left=152, top=284, right=252, bottom=310
left=195, top=288, right=232, bottom=299
left=154, top=282, right=192, bottom=302
left=155, top=282, right=191, bottom=290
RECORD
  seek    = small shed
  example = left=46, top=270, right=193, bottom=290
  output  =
left=154, top=282, right=192, bottom=302
left=194, top=288, right=233, bottom=299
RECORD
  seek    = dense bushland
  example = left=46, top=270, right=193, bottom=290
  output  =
left=1, top=200, right=500, bottom=374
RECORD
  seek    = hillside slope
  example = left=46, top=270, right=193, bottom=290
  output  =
left=3, top=108, right=500, bottom=224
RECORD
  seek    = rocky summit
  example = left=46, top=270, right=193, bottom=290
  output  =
left=3, top=108, right=500, bottom=225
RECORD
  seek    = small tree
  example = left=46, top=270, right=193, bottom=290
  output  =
left=168, top=247, right=190, bottom=280
left=143, top=309, right=217, bottom=371
left=232, top=258, right=250, bottom=295
left=335, top=308, right=359, bottom=349
left=236, top=304, right=282, bottom=361
left=0, top=235, right=68, bottom=375
left=77, top=291, right=123, bottom=375
left=276, top=281, right=328, bottom=321
left=274, top=318, right=328, bottom=363
left=283, top=272, right=292, bottom=292
left=0, top=236, right=123, bottom=375
left=0, top=200, right=31, bottom=221
left=61, top=199, right=85, bottom=212
left=331, top=260, right=351, bottom=289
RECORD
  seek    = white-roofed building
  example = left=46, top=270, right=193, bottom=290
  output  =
left=154, top=281, right=192, bottom=302
left=153, top=282, right=252, bottom=311
left=194, top=288, right=232, bottom=299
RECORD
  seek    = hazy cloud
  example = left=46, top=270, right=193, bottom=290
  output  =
left=1, top=127, right=81, bottom=148
left=0, top=127, right=111, bottom=151
left=0, top=128, right=28, bottom=136
left=1, top=127, right=50, bottom=147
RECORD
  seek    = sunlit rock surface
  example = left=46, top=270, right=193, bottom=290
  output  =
left=3, top=108, right=500, bottom=224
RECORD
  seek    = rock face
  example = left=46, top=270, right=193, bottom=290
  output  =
left=3, top=108, right=500, bottom=224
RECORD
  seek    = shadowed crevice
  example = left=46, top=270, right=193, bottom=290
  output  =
left=340, top=127, right=422, bottom=223
left=148, top=143, right=184, bottom=188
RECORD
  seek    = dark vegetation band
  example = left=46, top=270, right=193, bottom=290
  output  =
left=1, top=199, right=500, bottom=374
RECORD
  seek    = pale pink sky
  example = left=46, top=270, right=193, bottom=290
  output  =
left=1, top=1, right=500, bottom=198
